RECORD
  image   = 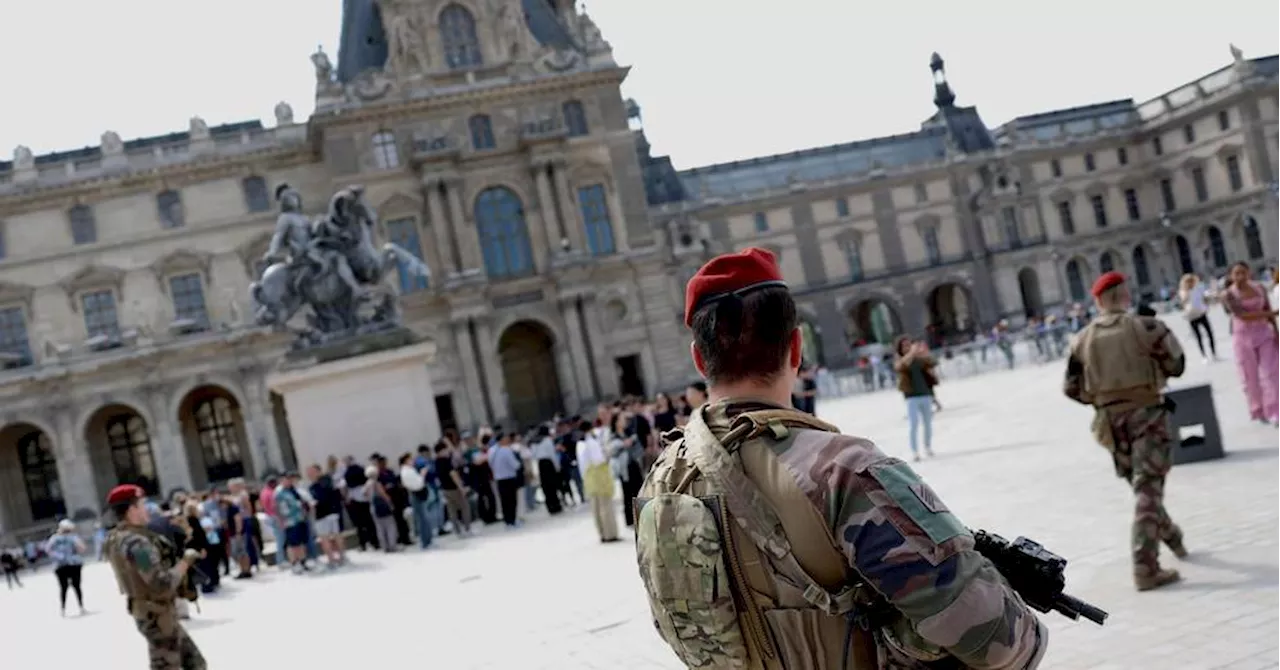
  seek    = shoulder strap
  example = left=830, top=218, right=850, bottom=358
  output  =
left=682, top=408, right=862, bottom=616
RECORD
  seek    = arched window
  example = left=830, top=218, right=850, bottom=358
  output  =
left=475, top=187, right=534, bottom=279
left=563, top=100, right=588, bottom=137
left=1175, top=235, right=1195, bottom=274
left=106, top=414, right=158, bottom=495
left=1065, top=259, right=1086, bottom=302
left=1243, top=216, right=1265, bottom=260
left=1099, top=251, right=1115, bottom=274
left=469, top=114, right=495, bottom=150
left=1207, top=226, right=1228, bottom=268
left=1132, top=245, right=1151, bottom=286
left=371, top=130, right=400, bottom=170
left=440, top=4, right=483, bottom=69
left=194, top=397, right=246, bottom=483
left=19, top=430, right=64, bottom=521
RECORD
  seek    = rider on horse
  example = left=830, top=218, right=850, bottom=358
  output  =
left=263, top=184, right=364, bottom=299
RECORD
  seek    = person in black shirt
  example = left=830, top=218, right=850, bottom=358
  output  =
left=341, top=456, right=378, bottom=551
left=434, top=441, right=473, bottom=535
left=372, top=453, right=411, bottom=546
left=797, top=363, right=818, bottom=415
left=307, top=463, right=347, bottom=567
left=652, top=392, right=678, bottom=434
left=2, top=547, right=23, bottom=589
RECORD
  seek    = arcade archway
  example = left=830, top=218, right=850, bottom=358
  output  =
left=498, top=321, right=564, bottom=428
left=0, top=423, right=64, bottom=528
left=926, top=283, right=975, bottom=339
left=848, top=299, right=902, bottom=346
left=84, top=404, right=159, bottom=497
left=1017, top=268, right=1043, bottom=318
left=178, top=385, right=252, bottom=488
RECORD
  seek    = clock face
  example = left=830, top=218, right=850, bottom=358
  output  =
left=353, top=71, right=393, bottom=101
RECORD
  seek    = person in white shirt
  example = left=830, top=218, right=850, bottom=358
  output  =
left=1178, top=273, right=1219, bottom=362
left=576, top=420, right=619, bottom=543
left=399, top=453, right=434, bottom=549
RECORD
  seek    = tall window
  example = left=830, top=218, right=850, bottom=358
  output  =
left=1183, top=124, right=1196, bottom=144
left=1117, top=147, right=1128, bottom=166
left=913, top=183, right=928, bottom=203
left=1152, top=136, right=1164, bottom=156
left=1123, top=188, right=1141, bottom=221
left=194, top=397, right=246, bottom=483
left=1065, top=260, right=1086, bottom=302
left=1084, top=153, right=1096, bottom=172
left=1207, top=227, right=1228, bottom=268
left=563, top=100, right=589, bottom=137
left=1175, top=235, right=1195, bottom=274
left=0, top=306, right=31, bottom=366
left=753, top=212, right=769, bottom=233
left=469, top=115, right=495, bottom=150
left=69, top=205, right=96, bottom=245
left=1050, top=160, right=1062, bottom=178
left=1218, top=110, right=1231, bottom=131
left=0, top=221, right=7, bottom=260
left=841, top=238, right=863, bottom=281
left=1099, top=251, right=1115, bottom=274
left=1160, top=179, right=1177, bottom=212
left=384, top=218, right=429, bottom=293
left=1090, top=194, right=1108, bottom=228
left=923, top=227, right=941, bottom=265
left=242, top=176, right=271, bottom=213
left=157, top=190, right=184, bottom=229
left=1226, top=155, right=1244, bottom=192
left=1056, top=200, right=1075, bottom=235
left=371, top=130, right=400, bottom=169
left=106, top=414, right=158, bottom=495
left=1001, top=207, right=1020, bottom=247
left=1191, top=167, right=1208, bottom=202
left=19, top=430, right=64, bottom=521
left=475, top=187, right=534, bottom=279
left=1244, top=216, right=1265, bottom=259
left=835, top=197, right=850, bottom=217
left=440, top=4, right=483, bottom=69
left=168, top=273, right=208, bottom=328
left=1132, top=245, right=1151, bottom=286
left=577, top=184, right=615, bottom=256
left=81, top=289, right=119, bottom=339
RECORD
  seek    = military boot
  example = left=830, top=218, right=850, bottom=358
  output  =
left=1164, top=535, right=1188, bottom=559
left=1135, top=568, right=1181, bottom=592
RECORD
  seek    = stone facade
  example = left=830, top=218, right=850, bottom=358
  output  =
left=0, top=1, right=1275, bottom=539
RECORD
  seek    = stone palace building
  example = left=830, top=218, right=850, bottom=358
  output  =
left=0, top=0, right=1275, bottom=538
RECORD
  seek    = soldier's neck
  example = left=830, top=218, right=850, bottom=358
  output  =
left=707, top=380, right=793, bottom=409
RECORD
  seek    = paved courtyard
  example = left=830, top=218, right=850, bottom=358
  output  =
left=1, top=314, right=1276, bottom=669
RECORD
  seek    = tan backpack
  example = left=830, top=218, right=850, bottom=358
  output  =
left=635, top=407, right=882, bottom=669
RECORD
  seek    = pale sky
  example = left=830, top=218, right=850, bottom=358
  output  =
left=0, top=0, right=1276, bottom=170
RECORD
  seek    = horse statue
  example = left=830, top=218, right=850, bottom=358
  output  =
left=249, top=185, right=430, bottom=346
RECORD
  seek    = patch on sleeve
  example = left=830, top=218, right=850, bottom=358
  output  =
left=126, top=540, right=153, bottom=572
left=869, top=461, right=967, bottom=545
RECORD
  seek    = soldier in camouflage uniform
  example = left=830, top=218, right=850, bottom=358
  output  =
left=102, top=485, right=207, bottom=669
left=635, top=247, right=1047, bottom=669
left=1063, top=271, right=1188, bottom=592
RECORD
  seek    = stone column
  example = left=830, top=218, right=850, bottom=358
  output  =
left=451, top=318, right=489, bottom=427
left=533, top=162, right=563, bottom=252
left=239, top=369, right=284, bottom=477
left=445, top=178, right=483, bottom=274
left=579, top=295, right=617, bottom=399
left=605, top=182, right=631, bottom=253
left=48, top=402, right=99, bottom=515
left=472, top=317, right=509, bottom=427
left=141, top=384, right=194, bottom=495
left=423, top=176, right=461, bottom=276
left=552, top=161, right=586, bottom=254
left=558, top=295, right=595, bottom=406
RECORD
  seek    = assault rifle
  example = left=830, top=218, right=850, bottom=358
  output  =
left=972, top=530, right=1109, bottom=626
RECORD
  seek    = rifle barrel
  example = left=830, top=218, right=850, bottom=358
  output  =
left=1057, top=593, right=1108, bottom=626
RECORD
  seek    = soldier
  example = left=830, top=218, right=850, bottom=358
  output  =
left=635, top=247, right=1047, bottom=669
left=102, top=485, right=207, bottom=669
left=1063, top=271, right=1187, bottom=591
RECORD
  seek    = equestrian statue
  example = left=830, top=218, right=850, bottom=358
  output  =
left=249, top=184, right=430, bottom=348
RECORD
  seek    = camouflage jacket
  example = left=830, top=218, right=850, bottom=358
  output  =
left=104, top=524, right=187, bottom=605
left=685, top=402, right=1047, bottom=669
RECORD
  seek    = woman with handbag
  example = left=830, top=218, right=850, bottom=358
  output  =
left=1178, top=273, right=1219, bottom=362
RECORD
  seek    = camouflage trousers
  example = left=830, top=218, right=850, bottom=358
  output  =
left=132, top=601, right=206, bottom=669
left=1109, top=405, right=1183, bottom=577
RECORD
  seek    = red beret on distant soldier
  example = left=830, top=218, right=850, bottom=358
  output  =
left=683, top=247, right=787, bottom=327
left=105, top=484, right=144, bottom=507
left=1091, top=271, right=1127, bottom=298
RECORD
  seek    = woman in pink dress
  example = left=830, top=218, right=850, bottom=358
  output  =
left=1222, top=261, right=1280, bottom=425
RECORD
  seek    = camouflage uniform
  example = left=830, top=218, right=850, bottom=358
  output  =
left=104, top=524, right=207, bottom=669
left=638, top=401, right=1047, bottom=669
left=1064, top=308, right=1188, bottom=589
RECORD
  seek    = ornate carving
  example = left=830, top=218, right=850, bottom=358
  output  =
left=100, top=131, right=124, bottom=155
left=0, top=279, right=36, bottom=312
left=151, top=249, right=215, bottom=290
left=311, top=45, right=334, bottom=84
left=59, top=264, right=126, bottom=311
left=12, top=145, right=33, bottom=171
left=492, top=0, right=532, bottom=61
left=249, top=185, right=432, bottom=350
left=189, top=117, right=210, bottom=141
left=576, top=11, right=610, bottom=53
left=274, top=101, right=295, bottom=126
left=382, top=1, right=431, bottom=76
left=350, top=69, right=394, bottom=101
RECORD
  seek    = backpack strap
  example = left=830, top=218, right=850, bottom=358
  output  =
left=682, top=407, right=863, bottom=617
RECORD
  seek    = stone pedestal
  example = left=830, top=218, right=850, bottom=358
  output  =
left=266, top=339, right=442, bottom=472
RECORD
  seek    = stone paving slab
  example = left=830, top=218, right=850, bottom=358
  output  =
left=1, top=312, right=1275, bottom=669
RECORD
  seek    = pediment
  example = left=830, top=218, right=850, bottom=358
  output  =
left=1081, top=181, right=1110, bottom=196
left=0, top=279, right=35, bottom=309
left=151, top=249, right=214, bottom=287
left=376, top=192, right=422, bottom=215
left=1048, top=187, right=1075, bottom=202
left=1178, top=155, right=1206, bottom=172
left=59, top=264, right=125, bottom=294
left=1214, top=142, right=1243, bottom=160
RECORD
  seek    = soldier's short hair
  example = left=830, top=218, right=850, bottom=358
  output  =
left=690, top=286, right=797, bottom=385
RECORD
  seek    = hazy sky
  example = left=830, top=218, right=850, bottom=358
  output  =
left=0, top=0, right=1275, bottom=170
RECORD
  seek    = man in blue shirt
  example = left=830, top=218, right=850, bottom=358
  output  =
left=487, top=433, right=524, bottom=527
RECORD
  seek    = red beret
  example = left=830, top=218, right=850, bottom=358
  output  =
left=684, top=247, right=787, bottom=327
left=105, top=484, right=144, bottom=506
left=1091, top=271, right=1127, bottom=298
